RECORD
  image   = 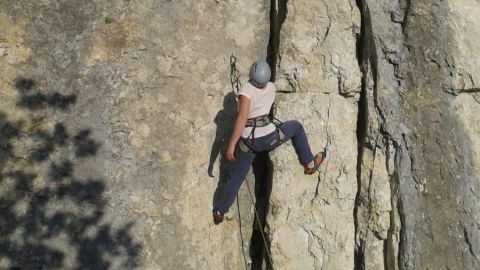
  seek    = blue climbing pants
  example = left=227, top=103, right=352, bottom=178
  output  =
left=214, top=120, right=314, bottom=214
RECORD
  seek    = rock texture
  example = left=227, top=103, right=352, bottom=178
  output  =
left=0, top=1, right=269, bottom=269
left=354, top=0, right=480, bottom=269
left=268, top=0, right=361, bottom=269
left=1, top=0, right=480, bottom=269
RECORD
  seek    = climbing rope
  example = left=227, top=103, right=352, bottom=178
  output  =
left=230, top=54, right=241, bottom=95
left=245, top=179, right=275, bottom=270
left=236, top=198, right=249, bottom=270
left=231, top=53, right=273, bottom=268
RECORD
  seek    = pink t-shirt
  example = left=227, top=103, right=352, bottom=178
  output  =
left=237, top=81, right=276, bottom=138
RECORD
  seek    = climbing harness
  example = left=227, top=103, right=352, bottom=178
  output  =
left=238, top=113, right=285, bottom=153
left=245, top=114, right=271, bottom=128
left=237, top=112, right=282, bottom=267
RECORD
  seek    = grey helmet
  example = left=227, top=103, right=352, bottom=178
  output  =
left=249, top=60, right=271, bottom=88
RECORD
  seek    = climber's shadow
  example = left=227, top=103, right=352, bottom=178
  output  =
left=209, top=92, right=237, bottom=206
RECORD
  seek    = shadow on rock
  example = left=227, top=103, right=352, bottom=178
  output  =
left=209, top=92, right=237, bottom=209
left=15, top=76, right=76, bottom=111
left=0, top=78, right=141, bottom=269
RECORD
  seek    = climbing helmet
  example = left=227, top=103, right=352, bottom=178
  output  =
left=249, top=60, right=271, bottom=88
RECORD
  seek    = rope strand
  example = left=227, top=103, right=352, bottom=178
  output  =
left=236, top=198, right=249, bottom=270
left=245, top=179, right=275, bottom=270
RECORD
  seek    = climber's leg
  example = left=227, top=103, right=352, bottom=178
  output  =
left=213, top=145, right=256, bottom=215
left=277, top=120, right=314, bottom=165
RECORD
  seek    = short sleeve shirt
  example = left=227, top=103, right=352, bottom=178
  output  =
left=237, top=81, right=276, bottom=138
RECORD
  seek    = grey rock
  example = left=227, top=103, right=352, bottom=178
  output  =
left=1, top=0, right=480, bottom=269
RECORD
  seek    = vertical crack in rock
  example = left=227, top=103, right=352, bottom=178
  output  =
left=353, top=1, right=367, bottom=269
left=464, top=228, right=480, bottom=262
left=249, top=1, right=287, bottom=269
left=266, top=0, right=287, bottom=82
left=400, top=0, right=411, bottom=33
left=353, top=0, right=379, bottom=269
left=386, top=148, right=403, bottom=270
left=250, top=154, right=274, bottom=270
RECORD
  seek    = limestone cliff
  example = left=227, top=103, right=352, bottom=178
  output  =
left=0, top=0, right=479, bottom=269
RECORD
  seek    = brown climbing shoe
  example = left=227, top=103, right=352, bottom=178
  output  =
left=213, top=210, right=224, bottom=225
left=304, top=152, right=326, bottom=175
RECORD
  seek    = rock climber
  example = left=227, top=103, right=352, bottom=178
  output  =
left=213, top=60, right=326, bottom=224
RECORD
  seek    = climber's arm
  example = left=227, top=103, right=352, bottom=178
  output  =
left=226, top=95, right=250, bottom=161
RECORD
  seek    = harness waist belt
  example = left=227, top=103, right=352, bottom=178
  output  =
left=245, top=114, right=271, bottom=128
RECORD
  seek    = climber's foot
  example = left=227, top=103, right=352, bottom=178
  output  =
left=213, top=210, right=224, bottom=225
left=304, top=152, right=326, bottom=175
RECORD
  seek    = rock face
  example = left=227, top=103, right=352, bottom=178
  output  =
left=1, top=0, right=480, bottom=270
left=0, top=1, right=269, bottom=269
left=355, top=1, right=480, bottom=269
left=268, top=0, right=361, bottom=269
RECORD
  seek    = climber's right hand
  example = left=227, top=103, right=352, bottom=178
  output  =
left=226, top=144, right=235, bottom=162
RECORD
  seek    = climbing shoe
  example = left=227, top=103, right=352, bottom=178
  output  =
left=213, top=210, right=224, bottom=225
left=304, top=151, right=326, bottom=175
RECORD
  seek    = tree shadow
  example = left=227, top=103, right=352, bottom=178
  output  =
left=0, top=113, right=19, bottom=173
left=0, top=78, right=141, bottom=269
left=15, top=77, right=76, bottom=111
